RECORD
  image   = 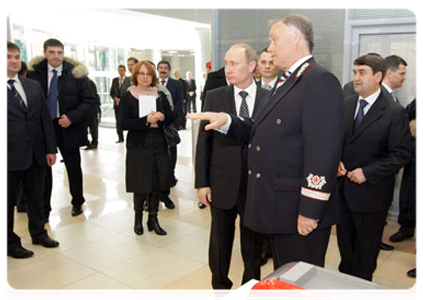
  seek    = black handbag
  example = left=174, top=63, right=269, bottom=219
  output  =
left=163, top=125, right=181, bottom=147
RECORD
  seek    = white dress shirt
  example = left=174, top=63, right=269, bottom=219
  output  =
left=354, top=88, right=381, bottom=119
left=7, top=74, right=27, bottom=106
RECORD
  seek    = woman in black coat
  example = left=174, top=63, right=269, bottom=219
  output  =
left=119, top=61, right=174, bottom=236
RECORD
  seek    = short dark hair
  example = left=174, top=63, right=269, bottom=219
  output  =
left=7, top=41, right=20, bottom=52
left=384, top=55, right=408, bottom=71
left=19, top=61, right=28, bottom=76
left=127, top=57, right=139, bottom=64
left=354, top=54, right=385, bottom=83
left=259, top=48, right=269, bottom=57
left=118, top=64, right=126, bottom=70
left=43, top=38, right=64, bottom=50
left=157, top=60, right=171, bottom=71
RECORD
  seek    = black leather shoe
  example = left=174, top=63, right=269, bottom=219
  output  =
left=84, top=144, right=98, bottom=150
left=115, top=139, right=124, bottom=143
left=198, top=202, right=206, bottom=209
left=407, top=268, right=416, bottom=278
left=8, top=246, right=34, bottom=259
left=389, top=229, right=414, bottom=243
left=71, top=205, right=83, bottom=216
left=16, top=206, right=27, bottom=213
left=380, top=241, right=394, bottom=251
left=32, top=236, right=60, bottom=248
left=147, top=219, right=167, bottom=235
left=162, top=197, right=175, bottom=209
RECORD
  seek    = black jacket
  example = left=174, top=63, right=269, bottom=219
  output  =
left=27, top=57, right=96, bottom=150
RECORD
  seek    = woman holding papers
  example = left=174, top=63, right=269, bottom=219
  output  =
left=119, top=61, right=174, bottom=236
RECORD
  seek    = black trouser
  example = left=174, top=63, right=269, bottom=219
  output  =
left=114, top=106, right=124, bottom=141
left=337, top=193, right=388, bottom=281
left=44, top=121, right=85, bottom=216
left=398, top=142, right=416, bottom=230
left=187, top=96, right=197, bottom=113
left=271, top=227, right=331, bottom=271
left=209, top=180, right=261, bottom=289
left=8, top=158, right=47, bottom=251
left=88, top=110, right=100, bottom=146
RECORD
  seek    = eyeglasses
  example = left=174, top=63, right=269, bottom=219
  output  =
left=137, top=72, right=153, bottom=77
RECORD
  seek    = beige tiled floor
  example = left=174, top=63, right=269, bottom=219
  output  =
left=7, top=124, right=416, bottom=293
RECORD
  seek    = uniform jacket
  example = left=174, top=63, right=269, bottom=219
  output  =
left=227, top=57, right=345, bottom=234
left=27, top=56, right=96, bottom=150
left=195, top=85, right=269, bottom=209
left=340, top=90, right=411, bottom=212
left=8, top=76, right=57, bottom=171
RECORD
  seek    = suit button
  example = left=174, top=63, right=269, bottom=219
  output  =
left=251, top=118, right=255, bottom=122
left=248, top=144, right=252, bottom=149
left=256, top=173, right=261, bottom=179
left=276, top=119, right=282, bottom=125
left=256, top=146, right=261, bottom=152
left=248, top=170, right=252, bottom=175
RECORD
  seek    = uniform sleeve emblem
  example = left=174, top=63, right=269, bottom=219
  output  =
left=306, top=174, right=326, bottom=190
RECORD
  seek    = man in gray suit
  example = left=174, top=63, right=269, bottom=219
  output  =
left=7, top=41, right=60, bottom=258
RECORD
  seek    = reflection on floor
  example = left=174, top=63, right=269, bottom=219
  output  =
left=8, top=126, right=416, bottom=291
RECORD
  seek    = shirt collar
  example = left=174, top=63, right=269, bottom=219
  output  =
left=288, top=55, right=313, bottom=75
left=7, top=74, right=20, bottom=84
left=382, top=82, right=394, bottom=94
left=359, top=88, right=381, bottom=106
left=48, top=63, right=63, bottom=74
left=234, top=81, right=257, bottom=98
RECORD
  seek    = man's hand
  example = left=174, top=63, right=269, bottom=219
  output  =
left=187, top=112, right=228, bottom=131
left=297, top=214, right=318, bottom=236
left=197, top=187, right=212, bottom=207
left=347, top=168, right=366, bottom=184
left=58, top=114, right=72, bottom=128
left=46, top=154, right=56, bottom=167
left=337, top=161, right=347, bottom=177
left=115, top=97, right=120, bottom=106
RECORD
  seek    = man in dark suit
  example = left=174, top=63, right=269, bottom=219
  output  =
left=195, top=43, right=266, bottom=289
left=382, top=55, right=407, bottom=104
left=186, top=71, right=197, bottom=113
left=174, top=70, right=189, bottom=130
left=256, top=48, right=279, bottom=91
left=7, top=41, right=60, bottom=258
left=200, top=66, right=227, bottom=112
left=157, top=61, right=183, bottom=209
left=337, top=54, right=411, bottom=281
left=110, top=65, right=131, bottom=143
left=189, top=14, right=344, bottom=270
left=27, top=38, right=95, bottom=218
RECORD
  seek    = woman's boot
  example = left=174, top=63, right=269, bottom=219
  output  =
left=147, top=193, right=167, bottom=235
left=133, top=193, right=146, bottom=235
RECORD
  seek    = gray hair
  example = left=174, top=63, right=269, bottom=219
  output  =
left=228, top=43, right=258, bottom=63
left=269, top=14, right=314, bottom=53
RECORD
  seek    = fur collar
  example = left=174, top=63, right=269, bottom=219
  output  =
left=28, top=56, right=88, bottom=79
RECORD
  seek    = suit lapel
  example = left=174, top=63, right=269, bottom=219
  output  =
left=222, top=85, right=236, bottom=115
left=345, top=96, right=358, bottom=139
left=350, top=92, right=386, bottom=142
left=252, top=87, right=266, bottom=118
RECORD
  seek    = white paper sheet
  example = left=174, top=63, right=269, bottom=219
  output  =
left=139, top=95, right=157, bottom=118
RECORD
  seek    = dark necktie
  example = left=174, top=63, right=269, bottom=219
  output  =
left=47, top=69, right=58, bottom=119
left=239, top=91, right=249, bottom=118
left=355, top=99, right=368, bottom=129
left=119, top=77, right=123, bottom=89
left=8, top=79, right=27, bottom=112
left=161, top=80, right=166, bottom=86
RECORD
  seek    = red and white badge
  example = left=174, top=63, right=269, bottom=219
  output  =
left=306, top=174, right=326, bottom=190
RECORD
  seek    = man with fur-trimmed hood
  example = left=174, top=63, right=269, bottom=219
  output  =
left=27, top=38, right=95, bottom=218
